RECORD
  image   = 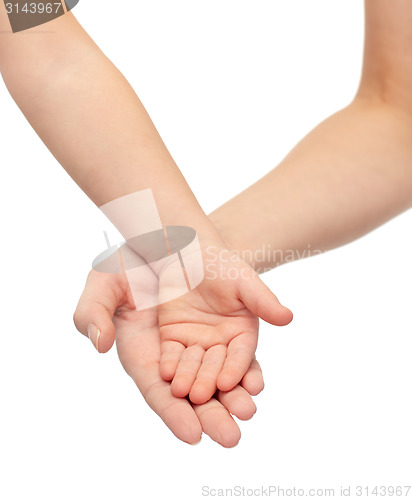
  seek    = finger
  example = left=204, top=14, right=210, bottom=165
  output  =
left=140, top=378, right=202, bottom=445
left=238, top=272, right=293, bottom=326
left=189, top=344, right=227, bottom=405
left=217, top=331, right=257, bottom=392
left=241, top=357, right=265, bottom=396
left=171, top=345, right=205, bottom=398
left=73, top=270, right=124, bottom=353
left=216, top=385, right=257, bottom=421
left=117, top=327, right=202, bottom=445
left=193, top=398, right=241, bottom=448
left=160, top=340, right=185, bottom=381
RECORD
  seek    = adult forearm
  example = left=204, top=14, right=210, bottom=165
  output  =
left=0, top=10, right=221, bottom=245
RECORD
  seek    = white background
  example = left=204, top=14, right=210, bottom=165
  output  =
left=1, top=1, right=412, bottom=499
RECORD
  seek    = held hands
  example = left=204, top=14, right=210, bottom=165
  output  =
left=73, top=269, right=267, bottom=447
left=73, top=243, right=292, bottom=445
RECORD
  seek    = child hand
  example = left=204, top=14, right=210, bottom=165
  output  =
left=158, top=246, right=293, bottom=405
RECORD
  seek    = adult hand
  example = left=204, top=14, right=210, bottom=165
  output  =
left=73, top=269, right=265, bottom=447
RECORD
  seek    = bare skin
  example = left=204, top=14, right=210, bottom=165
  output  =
left=5, top=0, right=412, bottom=446
left=210, top=0, right=412, bottom=272
left=0, top=5, right=292, bottom=403
left=73, top=269, right=264, bottom=447
left=158, top=251, right=291, bottom=404
left=73, top=0, right=412, bottom=446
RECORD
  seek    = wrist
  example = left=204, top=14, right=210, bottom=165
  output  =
left=208, top=210, right=240, bottom=253
left=208, top=210, right=281, bottom=274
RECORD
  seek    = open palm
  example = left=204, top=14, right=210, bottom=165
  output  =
left=158, top=248, right=293, bottom=405
left=74, top=268, right=265, bottom=447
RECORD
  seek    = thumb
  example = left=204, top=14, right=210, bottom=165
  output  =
left=73, top=271, right=119, bottom=353
left=238, top=271, right=293, bottom=326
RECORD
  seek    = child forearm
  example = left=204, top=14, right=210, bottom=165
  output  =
left=210, top=99, right=412, bottom=271
left=210, top=0, right=412, bottom=272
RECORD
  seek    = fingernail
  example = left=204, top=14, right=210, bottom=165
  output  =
left=188, top=439, right=202, bottom=446
left=87, top=324, right=101, bottom=352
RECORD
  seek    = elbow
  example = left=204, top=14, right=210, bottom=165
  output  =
left=353, top=60, right=412, bottom=118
